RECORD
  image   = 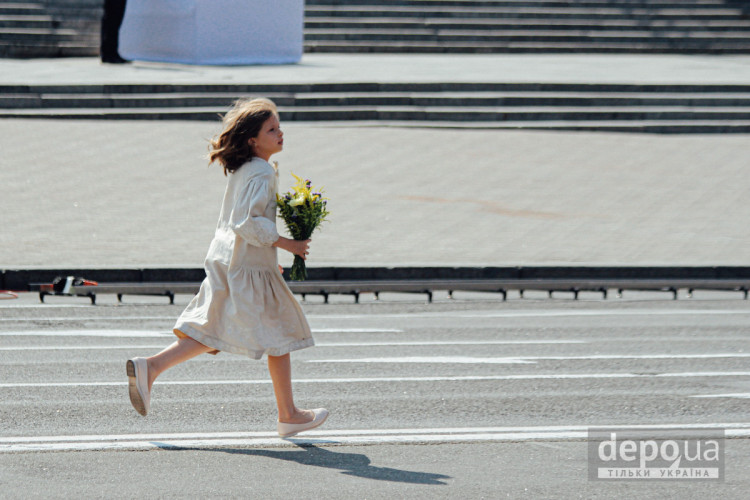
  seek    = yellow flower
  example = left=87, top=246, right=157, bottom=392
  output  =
left=291, top=172, right=306, bottom=190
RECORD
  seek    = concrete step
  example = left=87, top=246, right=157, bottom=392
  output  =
left=279, top=105, right=750, bottom=121
left=38, top=0, right=102, bottom=6
left=33, top=0, right=734, bottom=6
left=39, top=8, right=102, bottom=21
left=0, top=17, right=98, bottom=31
left=0, top=41, right=95, bottom=56
left=288, top=91, right=750, bottom=107
left=0, top=92, right=296, bottom=108
left=38, top=26, right=750, bottom=49
left=303, top=40, right=750, bottom=53
left=0, top=14, right=56, bottom=28
left=5, top=82, right=750, bottom=93
left=3, top=82, right=749, bottom=132
left=304, top=18, right=750, bottom=31
left=304, top=6, right=747, bottom=20
left=2, top=108, right=750, bottom=133
left=3, top=105, right=750, bottom=121
left=0, top=4, right=46, bottom=16
left=324, top=119, right=750, bottom=133
left=306, top=0, right=733, bottom=6
left=0, top=26, right=95, bottom=39
left=0, top=3, right=100, bottom=19
left=5, top=91, right=750, bottom=109
left=303, top=28, right=750, bottom=42
left=22, top=0, right=740, bottom=10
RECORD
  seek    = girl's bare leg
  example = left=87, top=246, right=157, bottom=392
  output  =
left=267, top=353, right=315, bottom=424
left=145, top=336, right=213, bottom=391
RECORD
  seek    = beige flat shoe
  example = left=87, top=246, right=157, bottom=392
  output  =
left=277, top=408, right=329, bottom=438
left=126, top=357, right=150, bottom=416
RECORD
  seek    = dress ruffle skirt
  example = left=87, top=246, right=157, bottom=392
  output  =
left=173, top=157, right=314, bottom=359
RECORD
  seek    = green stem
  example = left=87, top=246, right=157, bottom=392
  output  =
left=290, top=255, right=307, bottom=281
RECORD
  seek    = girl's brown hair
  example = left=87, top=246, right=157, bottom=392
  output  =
left=208, top=97, right=278, bottom=175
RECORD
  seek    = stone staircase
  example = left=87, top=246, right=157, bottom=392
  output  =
left=2, top=1, right=749, bottom=132
left=304, top=0, right=750, bottom=53
left=0, top=1, right=100, bottom=57
left=1, top=0, right=750, bottom=58
left=3, top=82, right=750, bottom=132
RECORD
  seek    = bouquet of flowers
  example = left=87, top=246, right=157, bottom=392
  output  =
left=276, top=172, right=330, bottom=281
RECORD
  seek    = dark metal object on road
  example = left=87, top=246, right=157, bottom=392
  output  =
left=38, top=282, right=198, bottom=305
left=290, top=279, right=750, bottom=303
left=33, top=278, right=750, bottom=304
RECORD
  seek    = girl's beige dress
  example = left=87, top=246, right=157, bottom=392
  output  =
left=174, top=157, right=314, bottom=359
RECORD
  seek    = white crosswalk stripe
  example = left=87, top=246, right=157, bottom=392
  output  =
left=3, top=423, right=749, bottom=454
left=3, top=371, right=750, bottom=389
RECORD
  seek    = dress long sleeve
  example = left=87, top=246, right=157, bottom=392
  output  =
left=229, top=174, right=280, bottom=247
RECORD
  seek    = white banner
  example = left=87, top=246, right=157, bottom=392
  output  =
left=119, top=0, right=304, bottom=65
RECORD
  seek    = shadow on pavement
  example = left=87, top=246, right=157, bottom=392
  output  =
left=154, top=441, right=451, bottom=485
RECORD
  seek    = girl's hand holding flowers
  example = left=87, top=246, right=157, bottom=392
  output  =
left=273, top=237, right=311, bottom=260
left=276, top=173, right=330, bottom=281
left=288, top=238, right=311, bottom=260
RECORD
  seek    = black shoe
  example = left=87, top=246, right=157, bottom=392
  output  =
left=101, top=54, right=130, bottom=64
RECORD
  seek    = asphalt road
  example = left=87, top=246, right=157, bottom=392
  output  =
left=1, top=290, right=749, bottom=498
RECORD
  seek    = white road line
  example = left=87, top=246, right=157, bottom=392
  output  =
left=308, top=353, right=750, bottom=363
left=1, top=336, right=747, bottom=350
left=3, top=371, right=750, bottom=389
left=0, top=328, right=402, bottom=338
left=307, top=309, right=750, bottom=320
left=3, top=309, right=749, bottom=323
left=310, top=356, right=536, bottom=364
left=449, top=310, right=750, bottom=319
left=0, top=340, right=586, bottom=351
left=314, top=329, right=404, bottom=333
left=0, top=435, right=603, bottom=453
left=587, top=337, right=750, bottom=343
left=4, top=423, right=747, bottom=445
left=316, top=340, right=586, bottom=347
left=0, top=345, right=169, bottom=351
left=690, top=393, right=750, bottom=399
left=1, top=336, right=746, bottom=350
left=0, top=330, right=172, bottom=337
left=535, top=353, right=750, bottom=360
left=0, top=316, right=174, bottom=322
left=0, top=304, right=95, bottom=309
left=3, top=423, right=750, bottom=453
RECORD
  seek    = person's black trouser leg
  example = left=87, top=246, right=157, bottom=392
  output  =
left=100, top=0, right=127, bottom=62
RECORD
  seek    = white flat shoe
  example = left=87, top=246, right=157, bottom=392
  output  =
left=277, top=408, right=329, bottom=438
left=126, top=357, right=150, bottom=416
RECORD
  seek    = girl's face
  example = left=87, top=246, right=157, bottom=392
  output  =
left=250, top=114, right=283, bottom=161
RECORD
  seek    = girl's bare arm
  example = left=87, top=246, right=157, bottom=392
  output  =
left=273, top=236, right=310, bottom=260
